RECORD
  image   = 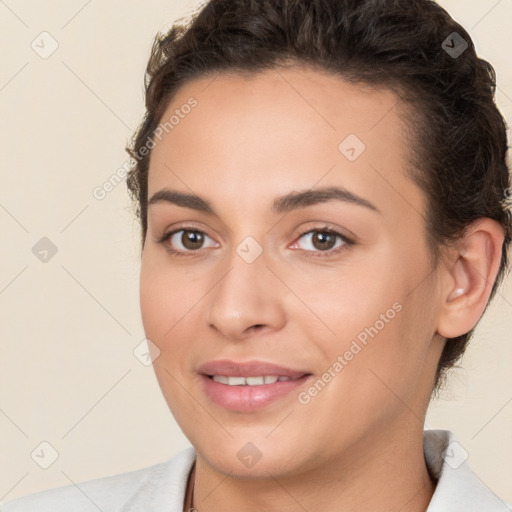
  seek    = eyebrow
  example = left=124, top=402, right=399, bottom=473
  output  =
left=147, top=186, right=380, bottom=215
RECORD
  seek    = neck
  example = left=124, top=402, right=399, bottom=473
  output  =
left=190, top=422, right=437, bottom=512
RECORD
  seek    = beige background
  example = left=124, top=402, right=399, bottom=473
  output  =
left=1, top=0, right=511, bottom=506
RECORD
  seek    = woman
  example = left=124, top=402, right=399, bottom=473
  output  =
left=4, top=0, right=511, bottom=510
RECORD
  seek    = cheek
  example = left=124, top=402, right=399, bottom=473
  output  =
left=139, top=258, right=169, bottom=341
left=139, top=251, right=201, bottom=353
left=290, top=251, right=429, bottom=384
left=286, top=255, right=403, bottom=344
left=139, top=252, right=203, bottom=419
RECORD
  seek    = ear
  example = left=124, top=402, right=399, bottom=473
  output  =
left=436, top=218, right=505, bottom=339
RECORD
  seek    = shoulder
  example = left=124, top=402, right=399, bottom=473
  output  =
left=1, top=446, right=196, bottom=512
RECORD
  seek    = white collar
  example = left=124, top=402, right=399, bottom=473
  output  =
left=423, top=429, right=510, bottom=511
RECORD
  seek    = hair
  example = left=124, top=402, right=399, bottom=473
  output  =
left=126, top=0, right=512, bottom=395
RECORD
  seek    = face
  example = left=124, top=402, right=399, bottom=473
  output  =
left=140, top=66, right=445, bottom=479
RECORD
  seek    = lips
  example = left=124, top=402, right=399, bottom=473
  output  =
left=197, top=359, right=310, bottom=379
left=197, top=359, right=313, bottom=412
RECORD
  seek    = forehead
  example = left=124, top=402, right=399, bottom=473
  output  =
left=147, top=65, right=425, bottom=219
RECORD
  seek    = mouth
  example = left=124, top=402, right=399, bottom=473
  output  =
left=197, top=359, right=310, bottom=379
left=197, top=360, right=313, bottom=412
left=205, top=374, right=309, bottom=385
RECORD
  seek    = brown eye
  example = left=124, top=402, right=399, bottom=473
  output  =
left=181, top=230, right=204, bottom=250
left=160, top=228, right=218, bottom=254
left=311, top=231, right=337, bottom=251
left=293, top=228, right=350, bottom=256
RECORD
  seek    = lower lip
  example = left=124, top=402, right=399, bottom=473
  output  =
left=200, top=374, right=312, bottom=412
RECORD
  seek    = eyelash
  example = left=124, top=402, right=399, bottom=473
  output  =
left=156, top=225, right=354, bottom=259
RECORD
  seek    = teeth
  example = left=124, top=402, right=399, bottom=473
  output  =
left=226, top=376, right=245, bottom=386
left=246, top=376, right=265, bottom=385
left=211, top=375, right=292, bottom=386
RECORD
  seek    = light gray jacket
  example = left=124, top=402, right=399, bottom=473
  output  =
left=3, top=430, right=511, bottom=511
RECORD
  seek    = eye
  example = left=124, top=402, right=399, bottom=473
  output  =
left=156, top=226, right=353, bottom=257
left=157, top=228, right=218, bottom=255
left=291, top=227, right=352, bottom=256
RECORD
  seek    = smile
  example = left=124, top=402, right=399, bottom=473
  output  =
left=210, top=375, right=295, bottom=385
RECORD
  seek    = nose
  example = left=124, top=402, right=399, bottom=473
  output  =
left=204, top=248, right=287, bottom=341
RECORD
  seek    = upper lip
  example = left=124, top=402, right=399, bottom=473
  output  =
left=198, top=359, right=310, bottom=378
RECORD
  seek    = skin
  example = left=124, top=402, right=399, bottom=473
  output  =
left=139, top=65, right=504, bottom=512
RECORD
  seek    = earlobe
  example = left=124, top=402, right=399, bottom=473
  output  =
left=436, top=219, right=505, bottom=339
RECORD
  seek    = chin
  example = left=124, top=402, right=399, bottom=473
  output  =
left=197, top=445, right=303, bottom=480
